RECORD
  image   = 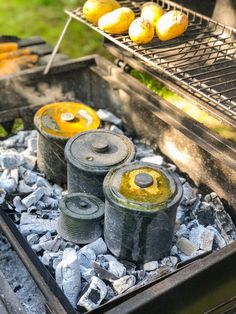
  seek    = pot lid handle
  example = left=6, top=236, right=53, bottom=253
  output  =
left=134, top=173, right=154, bottom=188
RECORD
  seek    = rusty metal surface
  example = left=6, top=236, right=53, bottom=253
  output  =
left=66, top=0, right=236, bottom=129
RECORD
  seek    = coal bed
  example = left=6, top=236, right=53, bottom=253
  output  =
left=0, top=106, right=235, bottom=313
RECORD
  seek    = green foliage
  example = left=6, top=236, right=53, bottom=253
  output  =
left=0, top=0, right=107, bottom=58
left=131, top=69, right=236, bottom=142
left=0, top=124, right=8, bottom=138
left=12, top=118, right=24, bottom=134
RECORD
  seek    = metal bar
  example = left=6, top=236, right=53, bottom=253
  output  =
left=210, top=86, right=236, bottom=96
left=150, top=47, right=232, bottom=65
left=199, top=79, right=236, bottom=91
left=221, top=97, right=236, bottom=103
left=44, top=16, right=72, bottom=75
left=0, top=210, right=77, bottom=314
left=140, top=41, right=233, bottom=57
left=166, top=51, right=235, bottom=69
left=177, top=58, right=235, bottom=74
left=186, top=66, right=236, bottom=80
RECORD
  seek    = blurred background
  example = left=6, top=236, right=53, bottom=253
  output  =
left=0, top=0, right=107, bottom=58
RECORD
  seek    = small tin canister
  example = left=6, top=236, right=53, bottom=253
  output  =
left=65, top=129, right=135, bottom=200
left=34, top=102, right=100, bottom=184
left=103, top=162, right=183, bottom=263
left=57, top=193, right=104, bottom=244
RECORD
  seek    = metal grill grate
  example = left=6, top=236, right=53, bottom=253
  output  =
left=66, top=0, right=236, bottom=127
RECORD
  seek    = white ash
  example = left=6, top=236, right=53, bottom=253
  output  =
left=175, top=210, right=185, bottom=230
left=22, top=170, right=38, bottom=185
left=81, top=238, right=107, bottom=256
left=207, top=226, right=226, bottom=249
left=140, top=155, right=164, bottom=166
left=143, top=261, right=159, bottom=272
left=19, top=219, right=57, bottom=236
left=134, top=141, right=155, bottom=160
left=0, top=188, right=6, bottom=204
left=175, top=224, right=190, bottom=238
left=0, top=235, right=46, bottom=314
left=78, top=276, right=107, bottom=311
left=27, top=234, right=39, bottom=246
left=80, top=265, right=96, bottom=282
left=108, top=260, right=126, bottom=278
left=41, top=251, right=63, bottom=267
left=0, top=128, right=236, bottom=311
left=112, top=275, right=136, bottom=294
left=13, top=196, right=27, bottom=213
left=166, top=163, right=177, bottom=172
left=97, top=109, right=122, bottom=126
left=109, top=124, right=124, bottom=134
left=22, top=187, right=45, bottom=208
left=18, top=180, right=34, bottom=194
left=0, top=154, right=19, bottom=169
left=55, top=248, right=81, bottom=308
left=176, top=237, right=198, bottom=256
left=170, top=245, right=178, bottom=256
left=39, top=235, right=62, bottom=252
left=189, top=225, right=214, bottom=251
left=27, top=137, right=37, bottom=155
left=10, top=168, right=19, bottom=184
left=96, top=254, right=118, bottom=268
left=0, top=178, right=17, bottom=194
left=39, top=231, right=52, bottom=243
left=78, top=248, right=96, bottom=268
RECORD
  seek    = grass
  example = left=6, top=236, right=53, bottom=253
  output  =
left=0, top=0, right=107, bottom=58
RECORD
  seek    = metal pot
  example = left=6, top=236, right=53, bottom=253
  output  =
left=34, top=102, right=100, bottom=185
left=103, top=162, right=183, bottom=263
left=57, top=192, right=104, bottom=244
left=65, top=129, right=135, bottom=200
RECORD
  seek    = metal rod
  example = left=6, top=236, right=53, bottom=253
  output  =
left=177, top=57, right=235, bottom=74
left=44, top=15, right=72, bottom=75
left=138, top=39, right=232, bottom=56
left=187, top=65, right=236, bottom=80
left=199, top=79, right=236, bottom=91
left=168, top=51, right=236, bottom=69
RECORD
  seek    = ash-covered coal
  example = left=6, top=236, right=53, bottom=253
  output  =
left=0, top=110, right=235, bottom=312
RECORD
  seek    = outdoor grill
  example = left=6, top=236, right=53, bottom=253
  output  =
left=0, top=0, right=236, bottom=313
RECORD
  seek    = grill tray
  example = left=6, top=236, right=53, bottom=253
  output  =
left=66, top=0, right=236, bottom=128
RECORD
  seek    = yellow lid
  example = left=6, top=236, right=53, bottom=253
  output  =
left=119, top=167, right=172, bottom=204
left=34, top=102, right=100, bottom=139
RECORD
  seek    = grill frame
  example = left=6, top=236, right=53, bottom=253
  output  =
left=0, top=54, right=235, bottom=313
left=66, top=0, right=236, bottom=128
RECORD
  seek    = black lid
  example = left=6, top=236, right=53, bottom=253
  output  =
left=59, top=193, right=104, bottom=220
left=65, top=129, right=135, bottom=173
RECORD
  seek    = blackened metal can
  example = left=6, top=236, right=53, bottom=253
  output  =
left=65, top=129, right=135, bottom=200
left=57, top=193, right=104, bottom=244
left=103, top=162, right=183, bottom=263
left=34, top=102, right=100, bottom=185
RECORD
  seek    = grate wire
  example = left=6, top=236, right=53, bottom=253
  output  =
left=67, top=0, right=236, bottom=127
